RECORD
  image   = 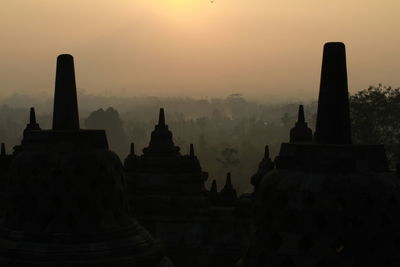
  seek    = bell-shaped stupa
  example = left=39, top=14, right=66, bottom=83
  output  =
left=289, top=105, right=313, bottom=143
left=0, top=54, right=173, bottom=267
left=239, top=43, right=399, bottom=267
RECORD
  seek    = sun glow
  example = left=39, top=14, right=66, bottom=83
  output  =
left=147, top=0, right=211, bottom=19
left=166, top=0, right=203, bottom=8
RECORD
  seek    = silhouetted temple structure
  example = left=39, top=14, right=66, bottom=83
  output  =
left=239, top=42, right=400, bottom=267
left=209, top=179, right=219, bottom=204
left=125, top=108, right=209, bottom=203
left=124, top=109, right=251, bottom=267
left=219, top=173, right=238, bottom=206
left=250, top=145, right=274, bottom=193
left=2, top=41, right=397, bottom=267
left=314, top=42, right=352, bottom=145
left=289, top=105, right=312, bottom=143
left=0, top=55, right=173, bottom=267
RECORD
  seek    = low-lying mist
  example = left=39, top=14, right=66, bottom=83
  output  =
left=0, top=92, right=318, bottom=193
left=2, top=85, right=398, bottom=193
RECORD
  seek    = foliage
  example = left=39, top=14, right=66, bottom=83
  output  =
left=0, top=94, right=318, bottom=193
left=350, top=84, right=400, bottom=166
left=85, top=107, right=128, bottom=156
left=216, top=148, right=240, bottom=169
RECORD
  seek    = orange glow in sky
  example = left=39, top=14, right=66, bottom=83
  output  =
left=0, top=0, right=399, bottom=100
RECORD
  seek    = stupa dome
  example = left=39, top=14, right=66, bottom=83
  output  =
left=0, top=54, right=173, bottom=267
left=239, top=43, right=400, bottom=267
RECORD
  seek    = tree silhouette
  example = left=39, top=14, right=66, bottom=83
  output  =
left=216, top=147, right=240, bottom=169
left=85, top=107, right=128, bottom=156
left=350, top=84, right=400, bottom=167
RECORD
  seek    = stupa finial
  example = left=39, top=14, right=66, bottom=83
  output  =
left=298, top=105, right=305, bottom=123
left=314, top=42, right=352, bottom=144
left=190, top=144, right=195, bottom=157
left=225, top=172, right=232, bottom=187
left=30, top=107, right=37, bottom=124
left=290, top=105, right=313, bottom=143
left=158, top=108, right=165, bottom=127
left=130, top=143, right=135, bottom=155
left=52, top=54, right=80, bottom=131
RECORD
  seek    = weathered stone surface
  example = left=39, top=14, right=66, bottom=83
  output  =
left=239, top=42, right=399, bottom=267
left=0, top=55, right=173, bottom=267
left=242, top=170, right=400, bottom=267
left=124, top=109, right=250, bottom=267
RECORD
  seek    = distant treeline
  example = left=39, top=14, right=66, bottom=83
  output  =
left=0, top=85, right=398, bottom=193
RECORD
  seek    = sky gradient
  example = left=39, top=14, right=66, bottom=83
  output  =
left=1, top=0, right=399, bottom=100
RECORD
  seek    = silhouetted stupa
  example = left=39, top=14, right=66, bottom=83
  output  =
left=239, top=43, right=399, bottom=267
left=314, top=42, right=352, bottom=144
left=250, top=145, right=274, bottom=193
left=24, top=107, right=41, bottom=134
left=218, top=173, right=238, bottom=206
left=289, top=105, right=312, bottom=143
left=124, top=110, right=250, bottom=267
left=0, top=55, right=173, bottom=267
left=125, top=108, right=207, bottom=198
left=209, top=179, right=219, bottom=204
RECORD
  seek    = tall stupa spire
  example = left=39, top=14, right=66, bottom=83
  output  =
left=314, top=42, right=352, bottom=144
left=298, top=105, right=305, bottom=123
left=158, top=108, right=166, bottom=127
left=190, top=144, right=195, bottom=157
left=30, top=107, right=37, bottom=124
left=264, top=145, right=270, bottom=158
left=52, top=54, right=80, bottom=131
left=225, top=172, right=232, bottom=187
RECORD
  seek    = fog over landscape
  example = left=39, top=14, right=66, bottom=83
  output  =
left=1, top=0, right=399, bottom=99
left=0, top=85, right=398, bottom=195
left=0, top=0, right=399, bottom=192
left=2, top=1, right=400, bottom=266
left=0, top=92, right=317, bottom=193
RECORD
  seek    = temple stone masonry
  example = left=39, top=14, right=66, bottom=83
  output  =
left=1, top=42, right=397, bottom=267
left=0, top=55, right=174, bottom=267
left=124, top=109, right=252, bottom=267
left=239, top=42, right=400, bottom=267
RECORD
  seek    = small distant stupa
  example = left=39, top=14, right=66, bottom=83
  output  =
left=289, top=105, right=312, bottom=143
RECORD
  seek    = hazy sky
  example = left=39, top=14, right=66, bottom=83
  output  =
left=0, top=0, right=399, bottom=100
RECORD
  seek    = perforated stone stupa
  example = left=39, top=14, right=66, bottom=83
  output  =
left=124, top=109, right=250, bottom=267
left=0, top=54, right=173, bottom=267
left=239, top=42, right=400, bottom=267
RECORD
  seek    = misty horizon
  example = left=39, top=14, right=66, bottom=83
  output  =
left=1, top=2, right=400, bottom=267
left=1, top=0, right=399, bottom=99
